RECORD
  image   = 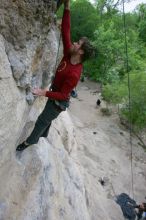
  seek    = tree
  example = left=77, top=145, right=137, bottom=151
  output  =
left=70, top=0, right=99, bottom=41
left=136, top=3, right=146, bottom=43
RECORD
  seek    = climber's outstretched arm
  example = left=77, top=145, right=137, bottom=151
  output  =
left=61, top=0, right=72, bottom=55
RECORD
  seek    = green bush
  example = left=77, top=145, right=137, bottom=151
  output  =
left=103, top=71, right=146, bottom=131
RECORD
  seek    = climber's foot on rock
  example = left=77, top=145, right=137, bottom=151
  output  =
left=16, top=142, right=30, bottom=151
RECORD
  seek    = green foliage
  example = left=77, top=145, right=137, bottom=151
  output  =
left=57, top=0, right=99, bottom=41
left=139, top=20, right=146, bottom=42
left=83, top=57, right=103, bottom=82
left=127, top=72, right=146, bottom=128
left=103, top=71, right=146, bottom=131
left=70, top=0, right=99, bottom=41
left=102, top=79, right=128, bottom=104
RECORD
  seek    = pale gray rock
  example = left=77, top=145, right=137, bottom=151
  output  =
left=0, top=93, right=91, bottom=220
left=26, top=88, right=35, bottom=105
left=0, top=0, right=59, bottom=104
left=0, top=34, right=27, bottom=167
left=18, top=72, right=31, bottom=88
left=0, top=35, right=12, bottom=79
left=8, top=51, right=25, bottom=80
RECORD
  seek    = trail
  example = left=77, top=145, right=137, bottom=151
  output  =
left=68, top=80, right=146, bottom=219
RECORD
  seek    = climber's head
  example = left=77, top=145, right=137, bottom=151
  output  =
left=80, top=37, right=95, bottom=62
left=70, top=37, right=95, bottom=62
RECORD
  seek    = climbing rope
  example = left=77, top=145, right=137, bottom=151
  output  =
left=54, top=31, right=62, bottom=72
left=122, top=0, right=134, bottom=199
left=49, top=28, right=61, bottom=91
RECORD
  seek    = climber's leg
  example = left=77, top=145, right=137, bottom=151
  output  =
left=16, top=100, right=62, bottom=151
left=40, top=123, right=51, bottom=137
left=26, top=100, right=62, bottom=144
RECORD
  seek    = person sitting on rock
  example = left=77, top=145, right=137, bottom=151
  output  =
left=16, top=0, right=95, bottom=151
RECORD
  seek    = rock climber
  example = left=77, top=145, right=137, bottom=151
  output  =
left=16, top=0, right=95, bottom=151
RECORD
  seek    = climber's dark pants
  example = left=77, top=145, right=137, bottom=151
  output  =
left=26, top=99, right=62, bottom=145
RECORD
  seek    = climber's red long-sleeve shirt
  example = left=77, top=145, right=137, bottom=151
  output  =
left=45, top=9, right=82, bottom=100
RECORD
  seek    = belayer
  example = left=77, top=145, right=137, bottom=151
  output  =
left=16, top=0, right=95, bottom=151
left=116, top=193, right=146, bottom=220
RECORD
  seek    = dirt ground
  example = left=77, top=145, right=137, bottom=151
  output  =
left=68, top=79, right=146, bottom=213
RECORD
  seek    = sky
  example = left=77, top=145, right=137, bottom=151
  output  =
left=91, top=0, right=146, bottom=12
left=122, top=0, right=146, bottom=12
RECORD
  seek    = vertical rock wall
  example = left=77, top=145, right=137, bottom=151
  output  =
left=0, top=0, right=59, bottom=104
left=0, top=0, right=61, bottom=194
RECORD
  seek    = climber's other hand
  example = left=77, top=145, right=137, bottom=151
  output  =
left=32, top=88, right=46, bottom=96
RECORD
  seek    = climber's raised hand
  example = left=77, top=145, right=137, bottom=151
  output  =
left=63, top=0, right=69, bottom=4
left=63, top=0, right=70, bottom=9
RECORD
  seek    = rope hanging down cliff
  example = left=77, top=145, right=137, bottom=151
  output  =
left=122, top=0, right=134, bottom=200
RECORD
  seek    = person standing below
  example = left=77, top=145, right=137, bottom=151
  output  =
left=16, top=0, right=94, bottom=151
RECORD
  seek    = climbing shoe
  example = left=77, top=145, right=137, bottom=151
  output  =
left=16, top=142, right=30, bottom=151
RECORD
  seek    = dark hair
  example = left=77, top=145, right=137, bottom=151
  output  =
left=80, top=37, right=95, bottom=62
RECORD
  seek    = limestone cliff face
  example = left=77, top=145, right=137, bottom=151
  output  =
left=0, top=1, right=92, bottom=220
left=0, top=0, right=58, bottom=104
left=0, top=0, right=59, bottom=164
left=0, top=1, right=77, bottom=219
